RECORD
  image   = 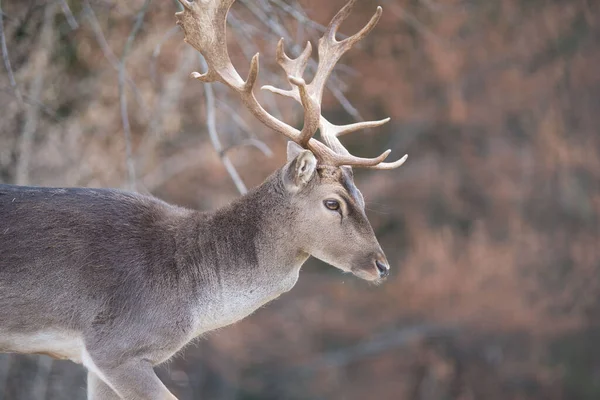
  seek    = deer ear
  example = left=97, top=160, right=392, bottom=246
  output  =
left=284, top=147, right=317, bottom=192
left=286, top=141, right=305, bottom=162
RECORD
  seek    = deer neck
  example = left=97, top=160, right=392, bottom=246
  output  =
left=181, top=171, right=307, bottom=332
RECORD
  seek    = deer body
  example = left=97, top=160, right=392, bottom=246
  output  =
left=0, top=0, right=407, bottom=397
left=1, top=152, right=389, bottom=399
left=0, top=170, right=306, bottom=362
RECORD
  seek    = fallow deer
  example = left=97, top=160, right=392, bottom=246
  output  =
left=0, top=0, right=407, bottom=398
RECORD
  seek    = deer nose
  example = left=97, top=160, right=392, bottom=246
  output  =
left=375, top=260, right=389, bottom=278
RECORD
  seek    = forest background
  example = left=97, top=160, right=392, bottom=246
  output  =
left=0, top=0, right=599, bottom=399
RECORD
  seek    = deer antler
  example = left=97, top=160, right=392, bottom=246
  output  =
left=176, top=0, right=406, bottom=169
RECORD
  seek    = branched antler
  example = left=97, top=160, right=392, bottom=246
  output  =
left=176, top=0, right=407, bottom=169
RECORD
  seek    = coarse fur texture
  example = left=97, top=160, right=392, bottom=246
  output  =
left=0, top=147, right=390, bottom=399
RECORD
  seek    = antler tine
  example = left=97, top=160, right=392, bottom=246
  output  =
left=309, top=0, right=382, bottom=103
left=309, top=140, right=392, bottom=168
left=176, top=0, right=321, bottom=147
left=176, top=0, right=243, bottom=88
left=262, top=39, right=321, bottom=146
left=309, top=0, right=409, bottom=169
left=177, top=0, right=406, bottom=170
left=261, top=39, right=311, bottom=102
left=315, top=1, right=408, bottom=170
left=277, top=39, right=312, bottom=84
left=264, top=1, right=382, bottom=107
left=288, top=76, right=321, bottom=146
left=319, top=116, right=408, bottom=169
left=367, top=154, right=408, bottom=170
left=332, top=118, right=391, bottom=137
left=317, top=118, right=405, bottom=169
left=261, top=1, right=404, bottom=169
left=315, top=1, right=408, bottom=169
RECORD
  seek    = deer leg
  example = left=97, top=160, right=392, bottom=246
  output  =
left=84, top=354, right=177, bottom=400
left=88, top=371, right=120, bottom=400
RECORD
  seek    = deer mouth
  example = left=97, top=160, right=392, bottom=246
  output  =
left=349, top=256, right=390, bottom=282
left=349, top=267, right=381, bottom=282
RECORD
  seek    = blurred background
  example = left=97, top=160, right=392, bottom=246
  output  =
left=1, top=0, right=599, bottom=399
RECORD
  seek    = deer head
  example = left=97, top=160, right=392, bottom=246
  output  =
left=176, top=0, right=407, bottom=281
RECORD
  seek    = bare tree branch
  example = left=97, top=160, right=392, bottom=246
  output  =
left=240, top=0, right=291, bottom=42
left=213, top=99, right=273, bottom=157
left=226, top=11, right=285, bottom=120
left=140, top=76, right=272, bottom=194
left=136, top=45, right=198, bottom=174
left=383, top=0, right=446, bottom=46
left=119, top=0, right=152, bottom=191
left=221, top=138, right=273, bottom=158
left=328, top=84, right=364, bottom=125
left=82, top=1, right=119, bottom=65
left=83, top=0, right=148, bottom=113
left=215, top=98, right=253, bottom=135
left=150, top=25, right=180, bottom=83
left=0, top=0, right=23, bottom=106
left=15, top=2, right=56, bottom=185
left=227, top=11, right=266, bottom=61
left=58, top=0, right=79, bottom=30
left=0, top=85, right=59, bottom=120
left=269, top=0, right=328, bottom=34
left=149, top=46, right=196, bottom=137
left=199, top=56, right=248, bottom=195
left=140, top=145, right=205, bottom=192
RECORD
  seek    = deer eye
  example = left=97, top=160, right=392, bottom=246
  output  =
left=324, top=199, right=340, bottom=211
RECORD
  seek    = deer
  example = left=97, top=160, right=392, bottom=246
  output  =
left=0, top=0, right=407, bottom=399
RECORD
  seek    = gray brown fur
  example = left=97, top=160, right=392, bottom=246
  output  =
left=0, top=148, right=389, bottom=399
